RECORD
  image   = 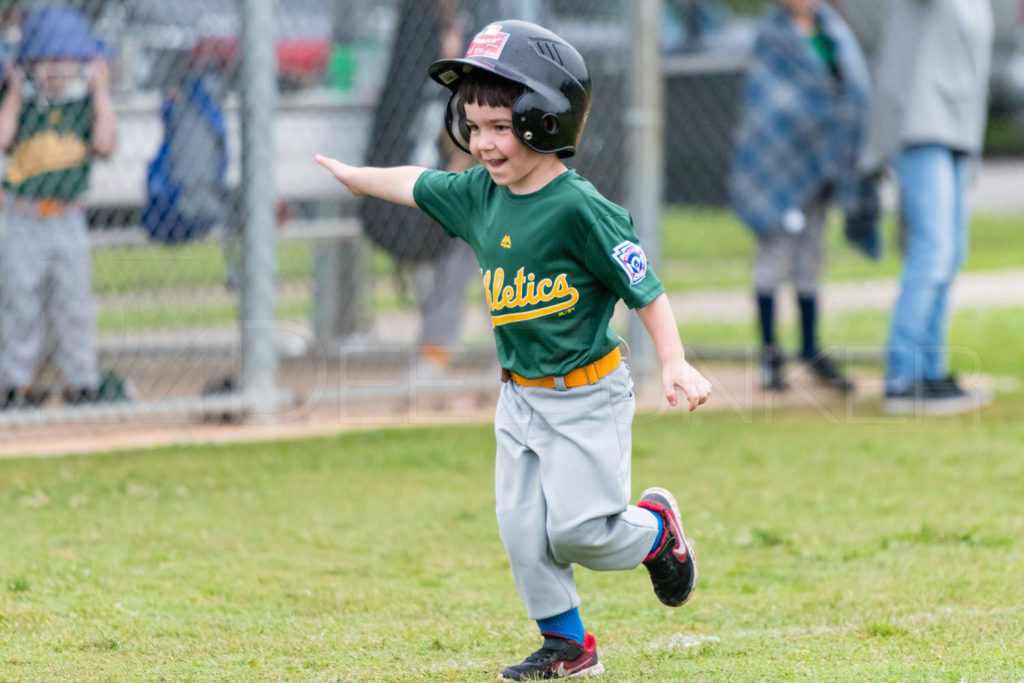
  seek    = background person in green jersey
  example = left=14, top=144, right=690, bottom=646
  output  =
left=0, top=6, right=116, bottom=409
left=317, top=20, right=711, bottom=681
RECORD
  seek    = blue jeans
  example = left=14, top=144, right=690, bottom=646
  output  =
left=887, top=144, right=972, bottom=391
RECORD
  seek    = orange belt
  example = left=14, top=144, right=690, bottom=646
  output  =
left=503, top=347, right=622, bottom=390
left=36, top=199, right=69, bottom=218
left=8, top=196, right=74, bottom=219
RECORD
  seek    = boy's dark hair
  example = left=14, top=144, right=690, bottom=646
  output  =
left=455, top=70, right=524, bottom=109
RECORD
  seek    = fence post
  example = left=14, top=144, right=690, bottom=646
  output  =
left=626, top=0, right=665, bottom=386
left=239, top=0, right=279, bottom=415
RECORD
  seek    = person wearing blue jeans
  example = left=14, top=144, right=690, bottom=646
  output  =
left=888, top=145, right=971, bottom=392
left=860, top=0, right=994, bottom=415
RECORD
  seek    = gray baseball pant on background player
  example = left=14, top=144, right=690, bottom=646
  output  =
left=0, top=203, right=100, bottom=389
left=753, top=192, right=828, bottom=295
left=415, top=238, right=479, bottom=348
left=494, top=363, right=660, bottom=620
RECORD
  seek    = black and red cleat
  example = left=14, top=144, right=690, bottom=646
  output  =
left=497, top=633, right=604, bottom=680
left=638, top=487, right=698, bottom=607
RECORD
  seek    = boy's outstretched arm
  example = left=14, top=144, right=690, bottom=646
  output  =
left=315, top=154, right=424, bottom=207
left=636, top=293, right=712, bottom=411
left=0, top=65, right=22, bottom=151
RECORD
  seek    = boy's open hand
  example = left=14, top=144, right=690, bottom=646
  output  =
left=315, top=154, right=364, bottom=196
left=664, top=359, right=712, bottom=411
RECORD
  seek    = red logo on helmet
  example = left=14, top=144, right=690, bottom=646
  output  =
left=465, top=24, right=509, bottom=61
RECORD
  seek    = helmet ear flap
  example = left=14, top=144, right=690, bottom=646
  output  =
left=443, top=91, right=472, bottom=155
left=511, top=88, right=581, bottom=157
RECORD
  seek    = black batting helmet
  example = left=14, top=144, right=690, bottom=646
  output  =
left=428, top=20, right=592, bottom=158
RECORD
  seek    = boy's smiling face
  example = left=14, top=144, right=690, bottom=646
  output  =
left=464, top=100, right=566, bottom=195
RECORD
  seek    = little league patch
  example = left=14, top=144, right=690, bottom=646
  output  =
left=611, top=241, right=647, bottom=286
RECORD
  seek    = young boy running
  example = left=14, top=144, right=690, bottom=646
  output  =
left=316, top=20, right=711, bottom=681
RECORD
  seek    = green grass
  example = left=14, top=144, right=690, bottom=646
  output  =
left=681, top=306, right=1024, bottom=379
left=3, top=308, right=1024, bottom=681
left=659, top=208, right=1024, bottom=292
left=94, top=294, right=312, bottom=332
left=91, top=241, right=315, bottom=294
left=984, top=112, right=1024, bottom=157
left=90, top=240, right=408, bottom=331
left=91, top=240, right=318, bottom=330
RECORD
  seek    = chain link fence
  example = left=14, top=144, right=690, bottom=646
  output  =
left=0, top=0, right=1020, bottom=439
left=1, top=0, right=359, bottom=430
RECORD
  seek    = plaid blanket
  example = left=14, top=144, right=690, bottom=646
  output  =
left=729, top=4, right=877, bottom=253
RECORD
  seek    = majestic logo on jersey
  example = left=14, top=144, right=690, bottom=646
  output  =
left=501, top=235, right=512, bottom=249
left=611, top=240, right=647, bottom=286
left=482, top=267, right=579, bottom=327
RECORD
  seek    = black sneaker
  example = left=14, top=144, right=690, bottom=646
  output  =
left=638, top=487, right=698, bottom=607
left=1, top=386, right=50, bottom=410
left=62, top=387, right=100, bottom=406
left=884, top=376, right=988, bottom=416
left=926, top=375, right=992, bottom=408
left=760, top=346, right=788, bottom=392
left=801, top=352, right=854, bottom=395
left=497, top=633, right=604, bottom=681
left=924, top=374, right=970, bottom=397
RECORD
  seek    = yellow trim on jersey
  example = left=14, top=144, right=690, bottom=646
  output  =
left=483, top=266, right=580, bottom=327
left=490, top=294, right=579, bottom=327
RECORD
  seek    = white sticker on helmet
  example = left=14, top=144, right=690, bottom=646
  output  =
left=466, top=24, right=509, bottom=60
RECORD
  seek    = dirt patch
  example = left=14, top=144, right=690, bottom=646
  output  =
left=0, top=361, right=887, bottom=459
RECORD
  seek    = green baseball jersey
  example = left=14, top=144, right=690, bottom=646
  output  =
left=414, top=165, right=665, bottom=378
left=2, top=95, right=94, bottom=200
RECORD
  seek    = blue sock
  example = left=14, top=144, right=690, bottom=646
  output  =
left=537, top=607, right=585, bottom=645
left=646, top=508, right=664, bottom=556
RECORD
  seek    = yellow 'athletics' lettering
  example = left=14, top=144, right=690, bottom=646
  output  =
left=482, top=267, right=579, bottom=327
left=5, top=130, right=88, bottom=185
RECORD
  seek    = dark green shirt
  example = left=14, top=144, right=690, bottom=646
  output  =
left=2, top=95, right=94, bottom=200
left=809, top=31, right=836, bottom=69
left=414, top=165, right=664, bottom=378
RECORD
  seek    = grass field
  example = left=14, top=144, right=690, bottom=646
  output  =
left=657, top=208, right=1024, bottom=292
left=3, top=305, right=1024, bottom=681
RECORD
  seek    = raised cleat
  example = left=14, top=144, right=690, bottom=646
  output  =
left=638, top=487, right=698, bottom=607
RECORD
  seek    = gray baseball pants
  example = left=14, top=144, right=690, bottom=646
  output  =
left=494, top=362, right=660, bottom=620
left=753, top=192, right=828, bottom=295
left=0, top=202, right=99, bottom=389
left=415, top=238, right=479, bottom=348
